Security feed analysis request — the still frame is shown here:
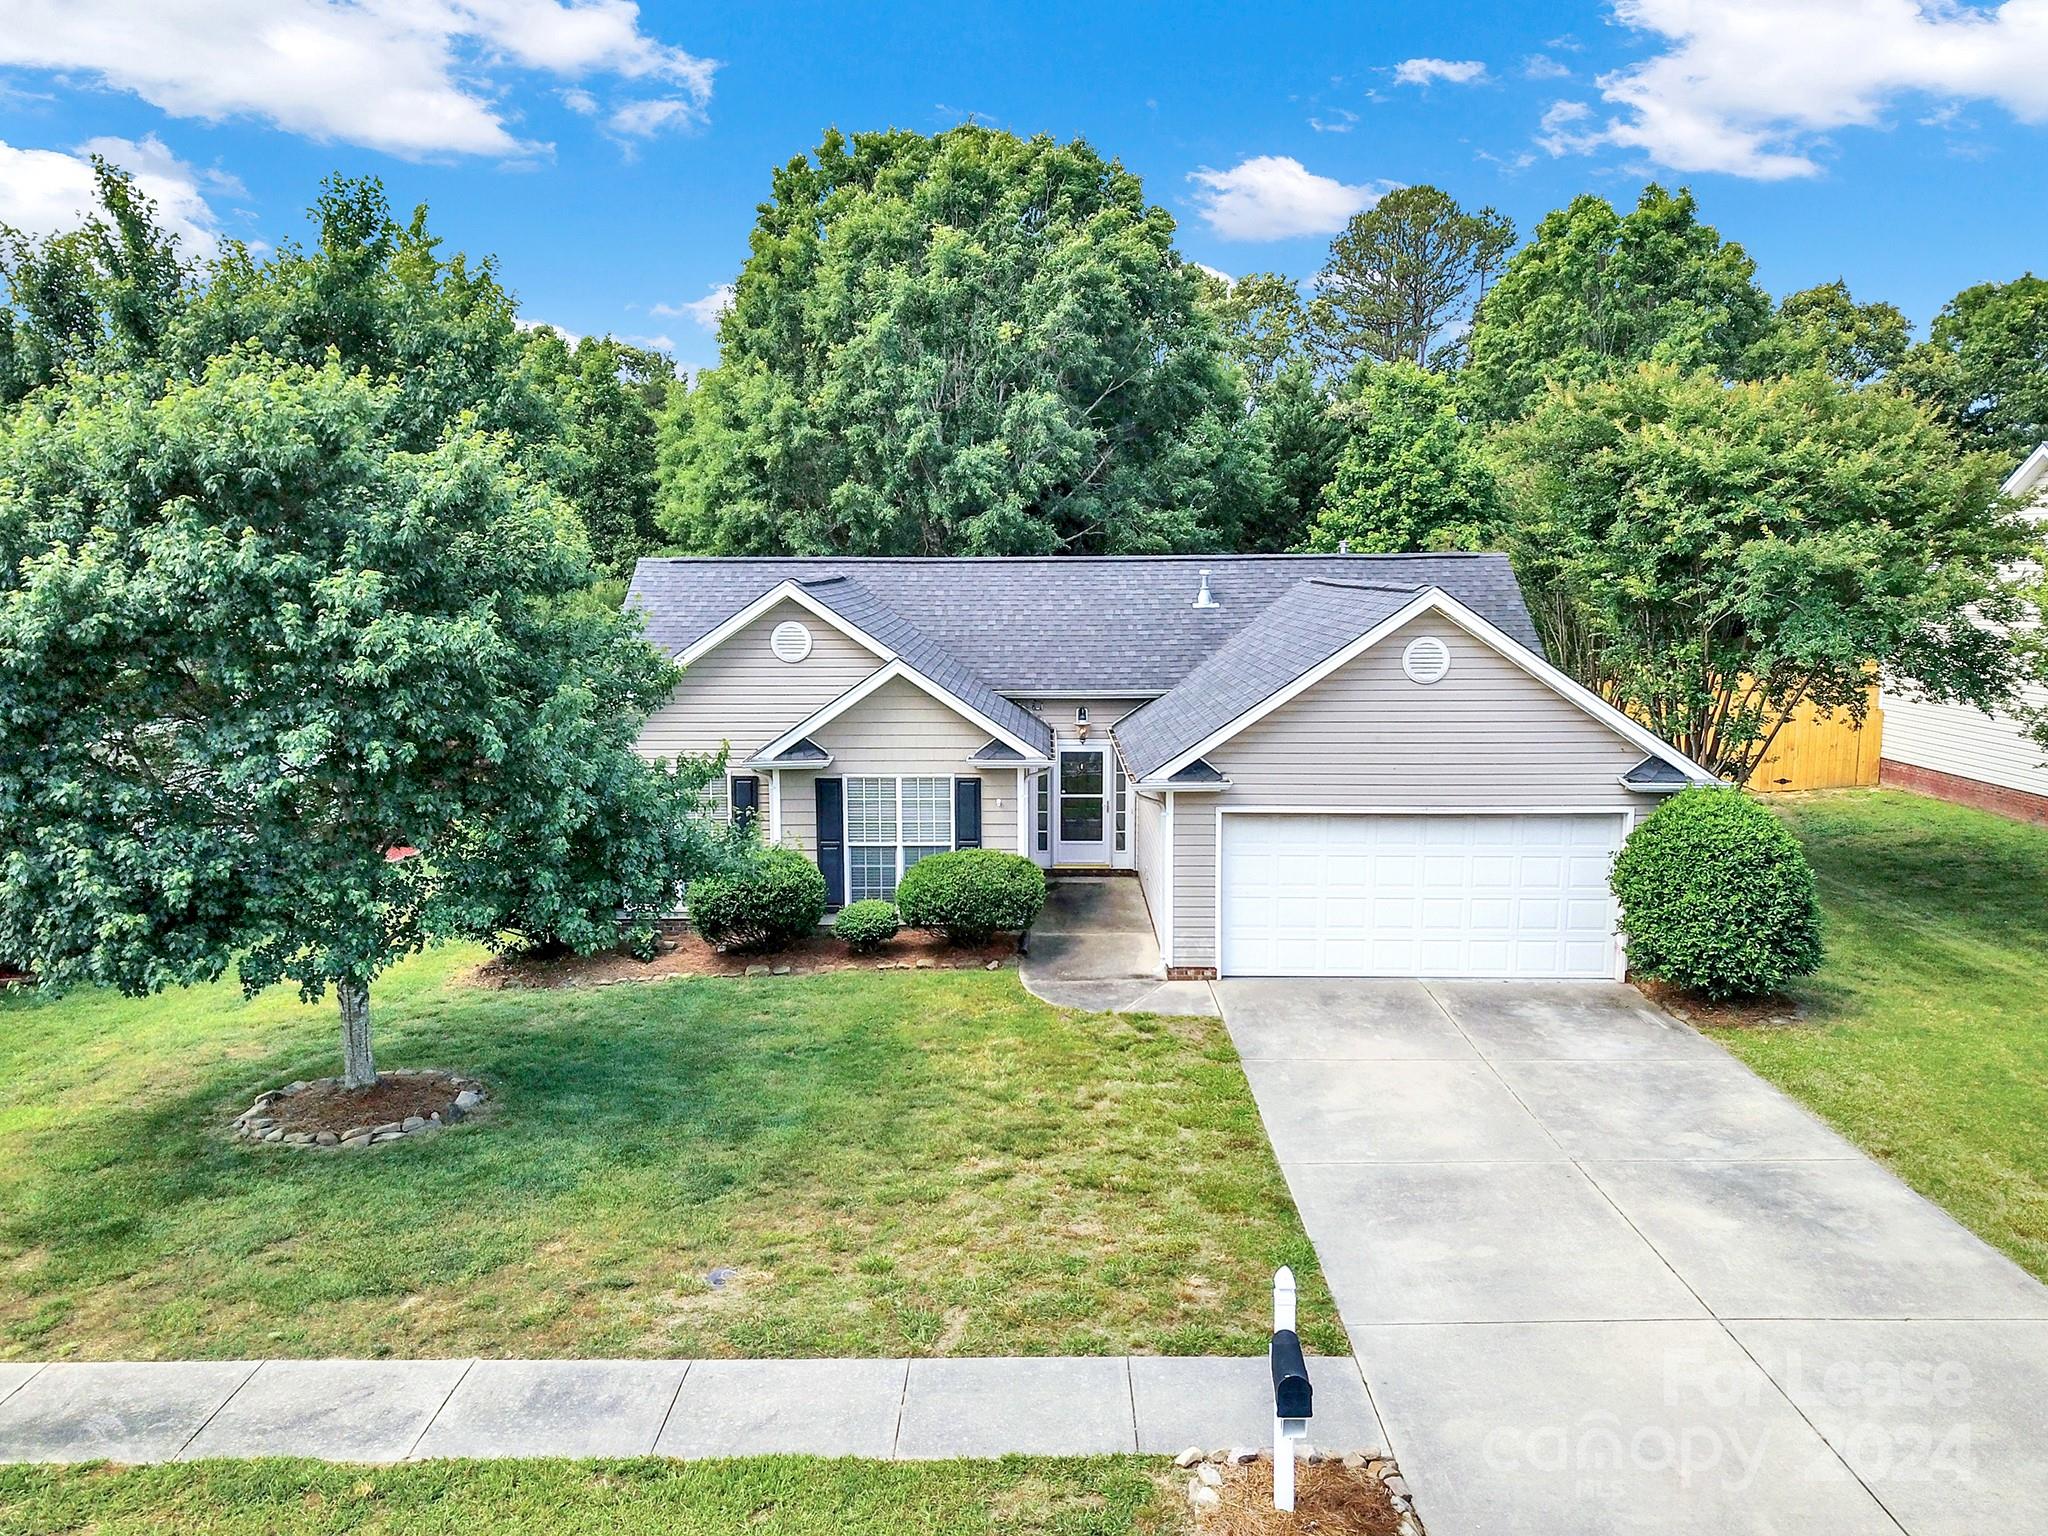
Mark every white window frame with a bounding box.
[846,775,954,903]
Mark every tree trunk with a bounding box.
[338,976,377,1090]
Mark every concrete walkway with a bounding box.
[1216,978,2048,1536]
[1020,877,1218,1016]
[0,1354,1385,1465]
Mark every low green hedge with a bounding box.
[1610,787,1822,999]
[833,899,901,953]
[688,844,828,952]
[895,849,1047,943]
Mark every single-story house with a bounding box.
[1879,442,2048,824]
[625,553,1717,980]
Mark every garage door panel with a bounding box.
[1220,813,1622,979]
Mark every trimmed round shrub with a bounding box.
[895,849,1047,943]
[834,899,900,954]
[687,845,828,951]
[1610,787,1822,999]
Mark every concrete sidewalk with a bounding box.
[1019,878,1218,1016]
[0,1354,1385,1465]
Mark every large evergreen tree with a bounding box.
[659,125,1258,556]
[1307,185,1513,374]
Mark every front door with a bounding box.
[1053,743,1112,866]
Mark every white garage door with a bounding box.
[1219,813,1625,979]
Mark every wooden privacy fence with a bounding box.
[1742,684,1884,792]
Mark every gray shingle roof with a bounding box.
[790,575,1054,757]
[1621,755,1691,790]
[759,737,831,765]
[626,553,1540,696]
[1166,758,1228,785]
[1114,579,1422,779]
[968,739,1026,763]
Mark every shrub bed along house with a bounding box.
[833,899,900,953]
[1610,786,1823,999]
[686,845,829,951]
[896,850,1047,942]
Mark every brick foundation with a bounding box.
[1879,758,2048,827]
[1166,965,1219,981]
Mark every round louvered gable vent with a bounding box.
[770,620,813,663]
[1402,635,1451,685]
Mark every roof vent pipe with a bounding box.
[1193,568,1220,609]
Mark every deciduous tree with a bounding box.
[1300,364,1499,554]
[1489,364,2032,782]
[0,351,720,1088]
[659,125,1256,556]
[1462,186,1772,425]
[1893,274,2048,464]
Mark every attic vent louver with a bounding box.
[1193,568,1220,609]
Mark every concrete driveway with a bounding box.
[1217,978,2048,1536]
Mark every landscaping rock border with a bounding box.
[1173,1445,1423,1531]
[230,1069,487,1150]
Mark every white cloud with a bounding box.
[651,283,734,328]
[1194,262,1235,285]
[1523,53,1572,81]
[1187,156,1393,240]
[0,133,228,253]
[560,86,599,115]
[620,331,675,353]
[1550,0,2048,181]
[1309,108,1359,133]
[0,0,716,160]
[606,97,699,139]
[1535,99,1599,157]
[1393,58,1489,87]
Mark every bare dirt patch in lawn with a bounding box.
[474,930,1017,989]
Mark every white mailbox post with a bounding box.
[1270,1265,1312,1511]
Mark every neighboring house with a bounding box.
[625,554,1715,981]
[1879,443,2048,825]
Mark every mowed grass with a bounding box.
[1707,790,2048,1280]
[0,954,1338,1360]
[0,1457,1188,1536]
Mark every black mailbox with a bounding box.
[1269,1327,1312,1419]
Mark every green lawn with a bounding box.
[1709,790,2048,1280]
[0,1457,1186,1535]
[0,954,1339,1361]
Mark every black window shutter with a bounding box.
[815,777,845,906]
[730,775,761,829]
[953,777,982,849]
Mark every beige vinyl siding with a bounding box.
[633,599,880,761]
[785,676,1022,858]
[1131,788,1167,949]
[1169,617,1650,967]
[1170,795,1216,967]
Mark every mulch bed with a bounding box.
[1636,977,1805,1029]
[260,1072,471,1137]
[1191,1458,1409,1534]
[474,930,1018,990]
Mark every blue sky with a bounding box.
[3,1,2044,375]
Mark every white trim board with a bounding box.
[1150,587,1719,788]
[755,659,1052,767]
